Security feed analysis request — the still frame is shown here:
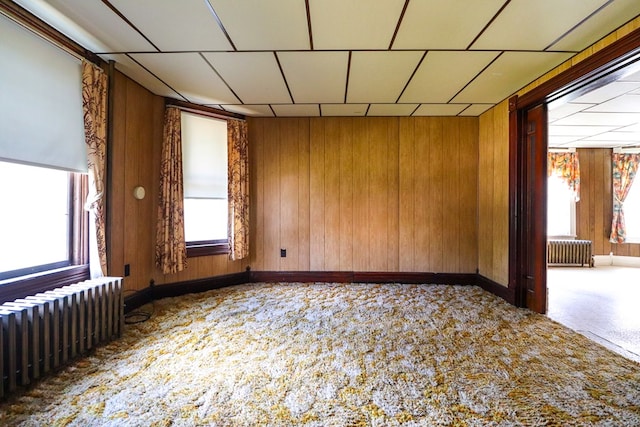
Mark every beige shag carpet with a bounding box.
[1,283,640,426]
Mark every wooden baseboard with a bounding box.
[125,270,513,313]
[475,274,515,305]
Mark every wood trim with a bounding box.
[476,274,515,305]
[165,99,245,121]
[508,95,521,304]
[0,0,102,65]
[186,241,230,258]
[517,27,640,109]
[124,270,518,313]
[0,265,90,305]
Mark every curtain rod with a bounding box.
[165,98,246,121]
[548,147,576,153]
[613,146,640,153]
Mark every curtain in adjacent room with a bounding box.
[156,107,187,274]
[610,153,640,243]
[547,151,580,201]
[227,119,249,261]
[82,60,108,277]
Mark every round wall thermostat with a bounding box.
[133,186,146,200]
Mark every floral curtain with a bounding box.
[155,107,187,274]
[227,119,249,261]
[81,60,108,277]
[609,153,640,243]
[547,151,580,201]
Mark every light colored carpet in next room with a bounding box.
[1,282,640,426]
[547,266,640,363]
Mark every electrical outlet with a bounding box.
[124,264,130,277]
[280,249,286,258]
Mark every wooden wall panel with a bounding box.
[576,148,640,257]
[478,100,510,286]
[249,116,479,274]
[110,71,246,293]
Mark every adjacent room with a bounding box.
[1,0,640,424]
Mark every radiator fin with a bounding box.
[0,277,123,398]
[547,240,593,267]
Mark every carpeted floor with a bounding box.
[1,283,639,426]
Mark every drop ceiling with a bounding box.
[10,0,640,119]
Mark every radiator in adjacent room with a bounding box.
[547,240,593,267]
[0,277,123,399]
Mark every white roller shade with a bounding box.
[181,112,228,199]
[0,14,86,173]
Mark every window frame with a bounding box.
[0,166,90,302]
[180,111,230,257]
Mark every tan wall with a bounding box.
[478,100,510,285]
[576,148,640,257]
[109,71,246,292]
[249,117,478,273]
[477,17,640,287]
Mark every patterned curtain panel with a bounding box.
[155,107,187,274]
[227,119,249,261]
[81,61,108,277]
[547,152,580,201]
[609,153,640,243]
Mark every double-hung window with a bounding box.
[181,112,229,256]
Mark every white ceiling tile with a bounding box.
[321,104,368,117]
[130,53,239,105]
[393,0,505,49]
[310,0,405,49]
[108,0,231,51]
[548,125,619,136]
[459,104,494,116]
[549,135,584,146]
[272,104,320,117]
[400,51,499,103]
[413,104,469,116]
[554,112,640,127]
[347,51,424,103]
[367,104,418,116]
[471,0,607,50]
[23,0,156,52]
[620,68,640,82]
[278,52,348,104]
[548,102,594,121]
[452,52,573,104]
[208,0,309,50]
[220,105,274,117]
[548,0,640,51]
[571,82,640,103]
[583,131,640,142]
[586,94,640,113]
[110,54,182,99]
[202,53,290,104]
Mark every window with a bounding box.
[547,175,576,238]
[0,161,77,280]
[181,112,229,256]
[624,179,640,243]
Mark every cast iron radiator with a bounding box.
[0,277,123,398]
[547,240,593,267]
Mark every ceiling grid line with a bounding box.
[305,0,313,50]
[199,52,243,104]
[125,53,188,102]
[544,0,616,51]
[204,0,237,51]
[388,0,411,50]
[101,0,160,52]
[344,51,352,103]
[273,52,296,104]
[466,0,511,51]
[395,51,428,103]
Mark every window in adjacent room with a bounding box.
[624,179,640,243]
[181,112,229,256]
[547,174,576,238]
[0,161,82,280]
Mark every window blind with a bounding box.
[0,13,87,173]
[181,112,228,199]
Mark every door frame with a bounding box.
[509,27,640,312]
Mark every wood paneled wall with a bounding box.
[477,100,510,286]
[109,71,246,292]
[576,148,640,257]
[249,116,478,273]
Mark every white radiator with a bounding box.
[0,277,123,398]
[547,240,593,267]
